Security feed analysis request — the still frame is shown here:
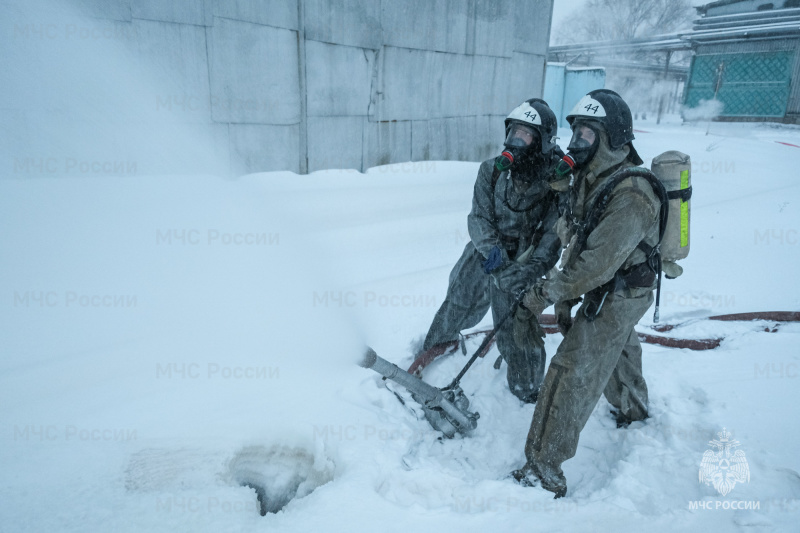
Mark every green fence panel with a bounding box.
[685,51,793,117]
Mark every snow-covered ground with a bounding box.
[2,118,800,532]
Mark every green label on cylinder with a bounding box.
[680,169,689,247]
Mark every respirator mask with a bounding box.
[495,123,541,173]
[554,122,600,177]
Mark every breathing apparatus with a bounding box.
[495,123,542,173]
[495,99,558,174]
[555,89,643,178]
[553,122,600,177]
[554,89,693,322]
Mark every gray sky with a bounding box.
[550,0,709,44]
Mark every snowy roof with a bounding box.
[690,6,800,40]
[696,0,757,16]
[694,6,800,28]
[548,7,800,56]
[548,35,690,54]
[566,66,606,71]
[697,0,800,17]
[688,16,800,41]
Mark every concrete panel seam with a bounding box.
[304,36,380,51]
[368,46,383,119]
[309,114,370,118]
[211,14,297,32]
[130,17,208,29]
[203,25,215,126]
[360,113,365,172]
[383,44,511,61]
[371,115,496,122]
[298,0,308,173]
[543,0,554,54]
[466,0,476,55]
[513,51,548,59]
[225,122,233,176]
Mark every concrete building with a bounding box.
[5,0,556,177]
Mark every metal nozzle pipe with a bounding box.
[359,347,477,432]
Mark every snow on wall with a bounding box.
[6,0,553,176]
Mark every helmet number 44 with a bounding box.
[584,104,600,114]
[524,111,537,121]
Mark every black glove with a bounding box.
[554,297,581,336]
[513,305,545,350]
[493,262,544,295]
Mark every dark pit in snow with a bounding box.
[228,445,334,516]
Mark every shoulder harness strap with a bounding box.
[577,167,669,322]
[491,166,505,190]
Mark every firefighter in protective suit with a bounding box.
[420,99,566,403]
[511,90,660,497]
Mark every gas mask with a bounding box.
[568,123,600,167]
[554,122,600,177]
[495,123,541,173]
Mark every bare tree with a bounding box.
[553,0,695,44]
[550,0,697,120]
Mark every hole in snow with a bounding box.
[227,445,333,516]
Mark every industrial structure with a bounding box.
[685,0,800,122]
[547,0,800,124]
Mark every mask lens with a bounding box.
[568,124,597,151]
[505,124,538,148]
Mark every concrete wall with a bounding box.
[62,0,554,175]
[543,63,606,126]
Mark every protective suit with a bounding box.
[421,100,566,402]
[514,90,661,497]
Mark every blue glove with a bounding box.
[482,245,505,274]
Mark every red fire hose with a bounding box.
[408,311,800,375]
